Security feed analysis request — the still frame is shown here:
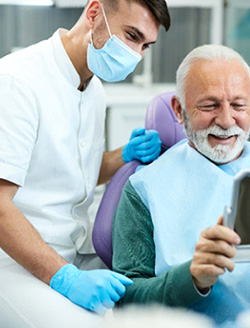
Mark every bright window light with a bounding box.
[0,0,53,5]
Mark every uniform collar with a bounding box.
[51,29,81,90]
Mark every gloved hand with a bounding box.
[50,264,133,314]
[122,127,161,163]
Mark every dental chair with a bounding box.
[92,91,186,269]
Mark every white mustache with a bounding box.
[205,125,243,138]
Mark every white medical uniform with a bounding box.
[0,30,107,327]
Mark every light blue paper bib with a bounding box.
[130,140,250,325]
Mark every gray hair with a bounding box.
[175,44,250,108]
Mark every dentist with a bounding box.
[0,0,170,326]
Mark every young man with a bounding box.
[112,44,250,326]
[0,0,170,325]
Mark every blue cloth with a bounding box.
[130,139,250,325]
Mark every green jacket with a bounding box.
[112,180,207,307]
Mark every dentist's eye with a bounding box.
[142,44,150,51]
[127,32,137,41]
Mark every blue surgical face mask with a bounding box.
[87,7,142,82]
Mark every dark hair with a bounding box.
[135,0,170,31]
[103,0,171,31]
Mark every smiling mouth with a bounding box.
[209,134,237,143]
[212,134,234,139]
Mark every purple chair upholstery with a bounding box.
[92,91,186,269]
[145,91,186,152]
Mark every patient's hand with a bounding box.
[190,216,241,292]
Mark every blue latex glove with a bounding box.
[122,127,161,163]
[50,264,133,314]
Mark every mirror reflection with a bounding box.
[234,176,250,245]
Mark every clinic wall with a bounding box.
[0,5,210,84]
[0,5,82,56]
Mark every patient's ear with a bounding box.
[171,96,183,124]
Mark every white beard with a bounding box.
[182,110,249,164]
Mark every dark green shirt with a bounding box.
[112,180,207,307]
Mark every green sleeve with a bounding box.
[112,180,206,307]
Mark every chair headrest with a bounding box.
[145,91,186,152]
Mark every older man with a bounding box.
[112,44,250,326]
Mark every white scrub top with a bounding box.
[0,29,106,262]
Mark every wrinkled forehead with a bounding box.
[185,59,250,102]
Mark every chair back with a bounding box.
[92,91,186,268]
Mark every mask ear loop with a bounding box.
[89,6,112,46]
[101,6,112,38]
[89,29,94,45]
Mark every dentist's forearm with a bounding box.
[0,181,67,284]
[97,147,124,185]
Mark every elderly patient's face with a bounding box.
[183,59,250,164]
